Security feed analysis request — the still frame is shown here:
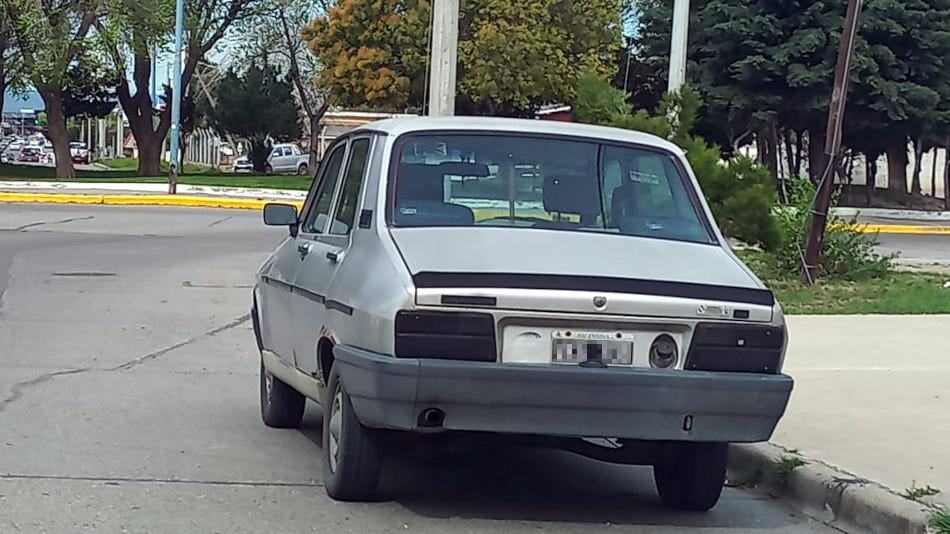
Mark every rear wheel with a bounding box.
[653,442,728,511]
[322,366,382,501]
[259,360,305,428]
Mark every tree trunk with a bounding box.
[132,121,162,176]
[756,128,780,187]
[783,129,795,180]
[931,148,938,197]
[114,50,174,176]
[807,126,828,184]
[36,85,75,179]
[794,131,804,178]
[866,157,875,206]
[886,141,909,193]
[306,100,330,169]
[308,115,320,169]
[944,139,950,211]
[911,138,923,195]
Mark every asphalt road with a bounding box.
[0,204,840,533]
[877,232,950,265]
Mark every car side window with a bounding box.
[302,143,348,234]
[330,138,371,235]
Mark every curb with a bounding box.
[728,443,936,534]
[0,192,304,210]
[0,181,308,200]
[835,207,950,222]
[857,224,950,235]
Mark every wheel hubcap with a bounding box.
[328,387,343,474]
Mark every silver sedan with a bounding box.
[252,117,793,511]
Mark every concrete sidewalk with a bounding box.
[778,315,950,508]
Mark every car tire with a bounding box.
[653,442,728,511]
[264,164,273,174]
[323,365,382,501]
[259,359,305,428]
[297,164,308,175]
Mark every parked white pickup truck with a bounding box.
[266,143,310,175]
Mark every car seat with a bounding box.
[395,163,475,226]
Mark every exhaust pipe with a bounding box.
[418,408,445,428]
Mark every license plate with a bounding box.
[552,330,634,365]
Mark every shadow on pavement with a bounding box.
[296,406,807,529]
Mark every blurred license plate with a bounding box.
[552,331,634,365]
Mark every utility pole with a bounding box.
[667,0,690,92]
[802,0,864,284]
[168,0,185,194]
[150,44,158,106]
[427,0,459,116]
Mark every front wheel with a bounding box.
[264,164,273,174]
[322,366,382,501]
[297,164,308,175]
[653,442,728,511]
[259,360,305,428]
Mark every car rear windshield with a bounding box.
[390,133,715,244]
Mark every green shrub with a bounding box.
[573,73,779,250]
[771,178,894,280]
[684,138,779,250]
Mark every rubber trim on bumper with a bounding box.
[332,345,793,443]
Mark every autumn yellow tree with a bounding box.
[301,0,622,114]
[301,0,431,111]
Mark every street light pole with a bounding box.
[168,0,185,193]
[667,0,690,93]
[427,0,459,116]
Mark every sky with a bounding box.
[3,91,46,113]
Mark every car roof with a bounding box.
[350,116,682,153]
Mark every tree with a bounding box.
[301,0,431,112]
[301,0,622,115]
[62,56,118,121]
[573,73,779,250]
[631,0,950,200]
[207,63,301,171]
[99,0,261,176]
[238,0,330,168]
[457,0,621,114]
[1,9,27,121]
[2,0,99,178]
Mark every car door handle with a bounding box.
[326,251,340,263]
[297,242,312,255]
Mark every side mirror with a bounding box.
[263,203,299,236]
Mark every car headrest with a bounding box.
[542,174,603,218]
[398,163,444,202]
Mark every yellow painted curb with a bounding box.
[848,224,950,235]
[0,192,304,211]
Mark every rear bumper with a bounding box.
[333,345,793,443]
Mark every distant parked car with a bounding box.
[18,146,42,163]
[233,156,253,173]
[70,142,90,164]
[265,143,310,175]
[3,142,23,161]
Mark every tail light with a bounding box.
[395,310,496,362]
[685,323,785,374]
